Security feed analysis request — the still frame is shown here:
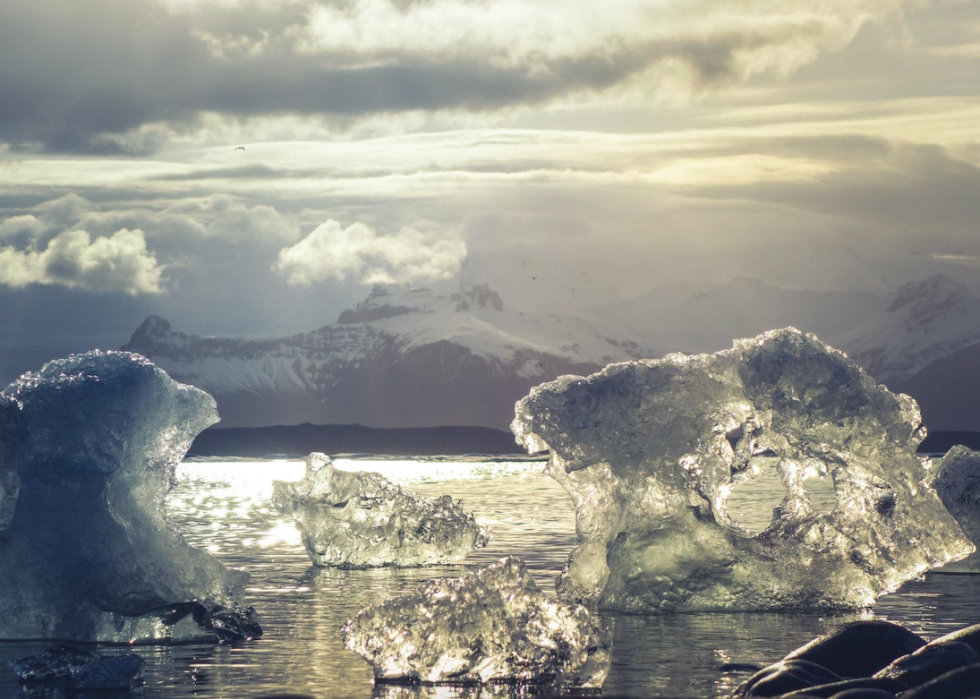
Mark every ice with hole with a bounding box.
[934,445,980,572]
[0,351,258,642]
[272,452,490,568]
[342,556,610,687]
[512,328,972,613]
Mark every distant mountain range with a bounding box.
[595,276,887,354]
[123,284,664,430]
[123,274,980,432]
[848,275,980,431]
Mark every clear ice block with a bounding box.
[934,445,980,572]
[512,328,972,612]
[343,556,610,687]
[272,452,489,568]
[0,351,257,641]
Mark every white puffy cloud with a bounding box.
[275,220,467,285]
[0,228,165,295]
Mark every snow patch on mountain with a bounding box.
[836,274,980,382]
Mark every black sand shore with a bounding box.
[188,423,527,458]
[188,424,980,459]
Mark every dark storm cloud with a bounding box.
[0,0,844,153]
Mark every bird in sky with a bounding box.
[235,146,245,151]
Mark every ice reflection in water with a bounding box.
[1,458,979,699]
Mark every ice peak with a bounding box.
[336,283,505,324]
[131,315,173,341]
[887,274,971,316]
[122,316,184,357]
[336,284,433,324]
[450,283,504,313]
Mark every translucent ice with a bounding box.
[512,328,972,612]
[342,556,610,687]
[0,351,258,641]
[272,452,489,568]
[934,445,980,572]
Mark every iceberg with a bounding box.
[272,452,489,568]
[342,556,610,687]
[933,445,980,572]
[0,351,259,642]
[512,328,972,612]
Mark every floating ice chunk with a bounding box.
[8,645,145,692]
[512,328,972,612]
[933,445,980,572]
[272,452,489,568]
[342,556,610,687]
[92,602,263,644]
[0,351,258,641]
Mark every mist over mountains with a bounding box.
[119,273,980,433]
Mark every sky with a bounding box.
[1,0,980,380]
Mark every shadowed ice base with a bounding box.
[1,458,978,699]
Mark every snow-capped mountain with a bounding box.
[834,274,980,382]
[121,274,980,433]
[122,284,667,430]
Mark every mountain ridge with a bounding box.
[123,283,664,430]
[122,274,980,432]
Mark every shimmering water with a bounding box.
[2,458,979,699]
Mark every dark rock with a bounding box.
[923,623,980,655]
[7,645,145,691]
[732,659,842,697]
[782,621,925,678]
[207,605,264,642]
[898,663,980,698]
[873,640,980,687]
[826,690,896,699]
[779,677,905,697]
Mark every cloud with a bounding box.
[933,252,980,268]
[0,0,920,152]
[0,216,45,247]
[35,194,98,228]
[0,228,165,295]
[275,220,467,285]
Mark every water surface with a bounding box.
[1,458,978,699]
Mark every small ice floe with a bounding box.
[0,351,260,642]
[513,328,972,612]
[933,445,980,571]
[342,556,610,688]
[272,452,489,568]
[8,645,145,692]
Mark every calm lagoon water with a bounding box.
[2,457,979,699]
